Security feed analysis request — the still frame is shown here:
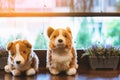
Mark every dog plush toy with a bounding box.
[46,26,78,75]
[4,40,39,76]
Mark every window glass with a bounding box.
[0,17,120,50]
[0,0,120,12]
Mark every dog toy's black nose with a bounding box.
[16,61,21,64]
[58,39,63,43]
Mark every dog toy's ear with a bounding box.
[23,40,32,48]
[47,27,54,38]
[6,42,13,51]
[66,27,72,37]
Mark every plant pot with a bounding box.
[0,57,7,69]
[89,56,119,70]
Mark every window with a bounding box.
[108,0,116,6]
[1,17,120,50]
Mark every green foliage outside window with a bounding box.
[75,18,93,49]
[106,20,120,46]
[33,33,47,49]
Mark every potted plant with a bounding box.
[0,45,8,69]
[82,43,120,70]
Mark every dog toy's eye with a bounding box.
[11,53,14,56]
[23,51,26,54]
[64,35,67,38]
[54,35,56,38]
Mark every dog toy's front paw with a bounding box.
[26,68,36,76]
[4,65,11,73]
[11,70,21,76]
[66,68,77,75]
[50,68,59,75]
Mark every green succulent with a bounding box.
[0,46,8,57]
[82,43,120,58]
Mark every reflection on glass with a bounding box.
[0,0,120,12]
[0,17,120,49]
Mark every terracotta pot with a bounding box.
[89,56,119,70]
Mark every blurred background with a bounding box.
[0,0,120,50]
[0,0,120,12]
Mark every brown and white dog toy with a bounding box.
[4,40,39,76]
[46,26,78,75]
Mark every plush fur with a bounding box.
[46,26,78,75]
[4,40,39,76]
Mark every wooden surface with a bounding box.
[1,68,120,80]
[0,50,120,80]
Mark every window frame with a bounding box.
[0,12,120,17]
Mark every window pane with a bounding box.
[0,0,120,12]
[0,17,120,50]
